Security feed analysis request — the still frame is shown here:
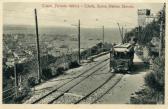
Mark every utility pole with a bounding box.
[125,25,127,38]
[159,14,163,58]
[102,26,104,51]
[78,19,81,64]
[159,3,165,58]
[14,60,18,97]
[138,26,140,43]
[102,26,104,44]
[34,8,41,83]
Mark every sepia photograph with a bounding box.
[2,2,166,104]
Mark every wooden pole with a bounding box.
[34,8,41,83]
[78,19,81,64]
[159,4,165,58]
[109,50,111,71]
[14,61,18,97]
[102,26,104,51]
[102,26,104,44]
[138,26,140,43]
[159,19,163,58]
[122,26,124,43]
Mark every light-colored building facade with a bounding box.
[137,9,158,27]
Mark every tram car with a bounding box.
[110,43,134,72]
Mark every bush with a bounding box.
[141,56,165,104]
[130,56,165,104]
[28,77,36,87]
[130,88,158,104]
[41,68,53,80]
[145,57,164,92]
[56,67,65,76]
[14,88,30,103]
[69,61,80,69]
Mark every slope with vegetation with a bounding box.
[124,5,165,104]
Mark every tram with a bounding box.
[110,43,134,72]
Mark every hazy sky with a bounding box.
[3,2,164,28]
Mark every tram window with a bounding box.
[115,52,129,59]
[112,52,132,59]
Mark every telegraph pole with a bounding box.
[14,60,18,97]
[159,3,165,58]
[102,26,104,44]
[102,26,104,51]
[78,19,81,64]
[34,8,41,83]
[159,15,163,58]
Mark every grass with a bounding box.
[130,87,164,104]
[130,56,164,104]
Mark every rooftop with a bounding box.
[114,43,133,52]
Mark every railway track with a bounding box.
[48,63,108,104]
[50,72,124,104]
[91,74,124,104]
[31,57,109,104]
[74,74,124,104]
[73,73,116,104]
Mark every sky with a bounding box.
[3,2,164,28]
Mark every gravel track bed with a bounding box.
[57,65,108,92]
[37,92,62,104]
[78,74,123,104]
[52,94,82,104]
[24,56,109,104]
[47,64,108,104]
[24,88,55,104]
[28,61,108,104]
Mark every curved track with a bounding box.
[74,74,124,104]
[32,58,109,104]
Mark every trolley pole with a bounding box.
[117,23,124,44]
[78,19,81,64]
[122,26,124,43]
[102,26,104,44]
[34,8,41,83]
[102,26,104,51]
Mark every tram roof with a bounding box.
[113,43,133,52]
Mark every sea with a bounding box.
[3,25,130,52]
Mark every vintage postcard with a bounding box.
[0,0,167,109]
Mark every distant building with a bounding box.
[137,9,158,27]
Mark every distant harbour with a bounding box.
[3,25,131,51]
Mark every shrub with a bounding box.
[130,56,165,104]
[145,57,164,92]
[69,61,80,69]
[56,67,65,76]
[14,88,30,103]
[41,68,52,80]
[28,77,36,87]
[130,88,158,104]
